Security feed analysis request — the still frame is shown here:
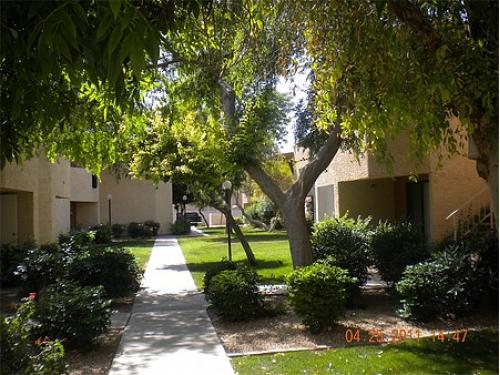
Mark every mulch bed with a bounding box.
[209,289,498,355]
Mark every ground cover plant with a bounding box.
[178,227,291,289]
[231,329,499,375]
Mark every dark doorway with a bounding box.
[406,180,430,245]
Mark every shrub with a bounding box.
[396,244,482,321]
[58,230,94,250]
[127,222,152,238]
[1,301,67,375]
[202,259,237,294]
[89,224,112,244]
[0,242,32,286]
[68,247,141,298]
[17,244,67,293]
[111,224,126,238]
[206,267,264,321]
[144,220,160,236]
[371,221,429,285]
[170,218,191,235]
[246,201,276,225]
[34,282,111,348]
[311,214,371,294]
[286,262,355,333]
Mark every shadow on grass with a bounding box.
[203,233,288,243]
[381,329,499,374]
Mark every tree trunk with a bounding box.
[228,214,257,266]
[212,204,257,266]
[282,202,314,267]
[198,209,210,228]
[236,203,269,230]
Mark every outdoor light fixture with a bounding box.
[222,180,232,261]
[222,180,232,191]
[182,195,188,218]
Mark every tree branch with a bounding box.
[245,163,287,208]
[219,79,236,132]
[387,0,441,55]
[289,126,342,199]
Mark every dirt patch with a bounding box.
[209,290,498,354]
[67,328,123,375]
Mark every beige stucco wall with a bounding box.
[17,191,34,244]
[338,178,396,223]
[99,172,173,234]
[74,202,100,228]
[428,151,488,243]
[70,167,99,202]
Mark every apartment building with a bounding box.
[0,155,173,245]
[295,131,494,245]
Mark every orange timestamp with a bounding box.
[344,328,469,344]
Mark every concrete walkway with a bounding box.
[109,237,235,375]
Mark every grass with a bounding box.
[178,227,292,289]
[232,329,499,375]
[115,239,155,271]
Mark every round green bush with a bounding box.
[311,215,371,293]
[89,224,112,244]
[286,262,355,333]
[1,302,67,375]
[127,222,152,238]
[111,224,126,238]
[68,247,142,298]
[206,267,264,321]
[247,201,277,225]
[203,259,237,294]
[34,282,111,348]
[144,220,160,236]
[371,221,429,285]
[17,243,67,293]
[170,218,191,235]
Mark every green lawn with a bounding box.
[178,227,292,289]
[232,329,499,375]
[116,240,155,271]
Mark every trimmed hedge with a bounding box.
[311,214,371,295]
[286,262,355,333]
[35,282,111,348]
[206,267,265,321]
[371,221,429,285]
[68,247,141,298]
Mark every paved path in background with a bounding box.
[109,236,235,375]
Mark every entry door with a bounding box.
[406,181,430,245]
[1,194,18,244]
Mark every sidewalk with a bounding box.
[109,236,235,375]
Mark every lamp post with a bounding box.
[182,195,188,218]
[107,194,112,225]
[222,180,232,261]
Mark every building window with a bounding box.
[92,175,98,189]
